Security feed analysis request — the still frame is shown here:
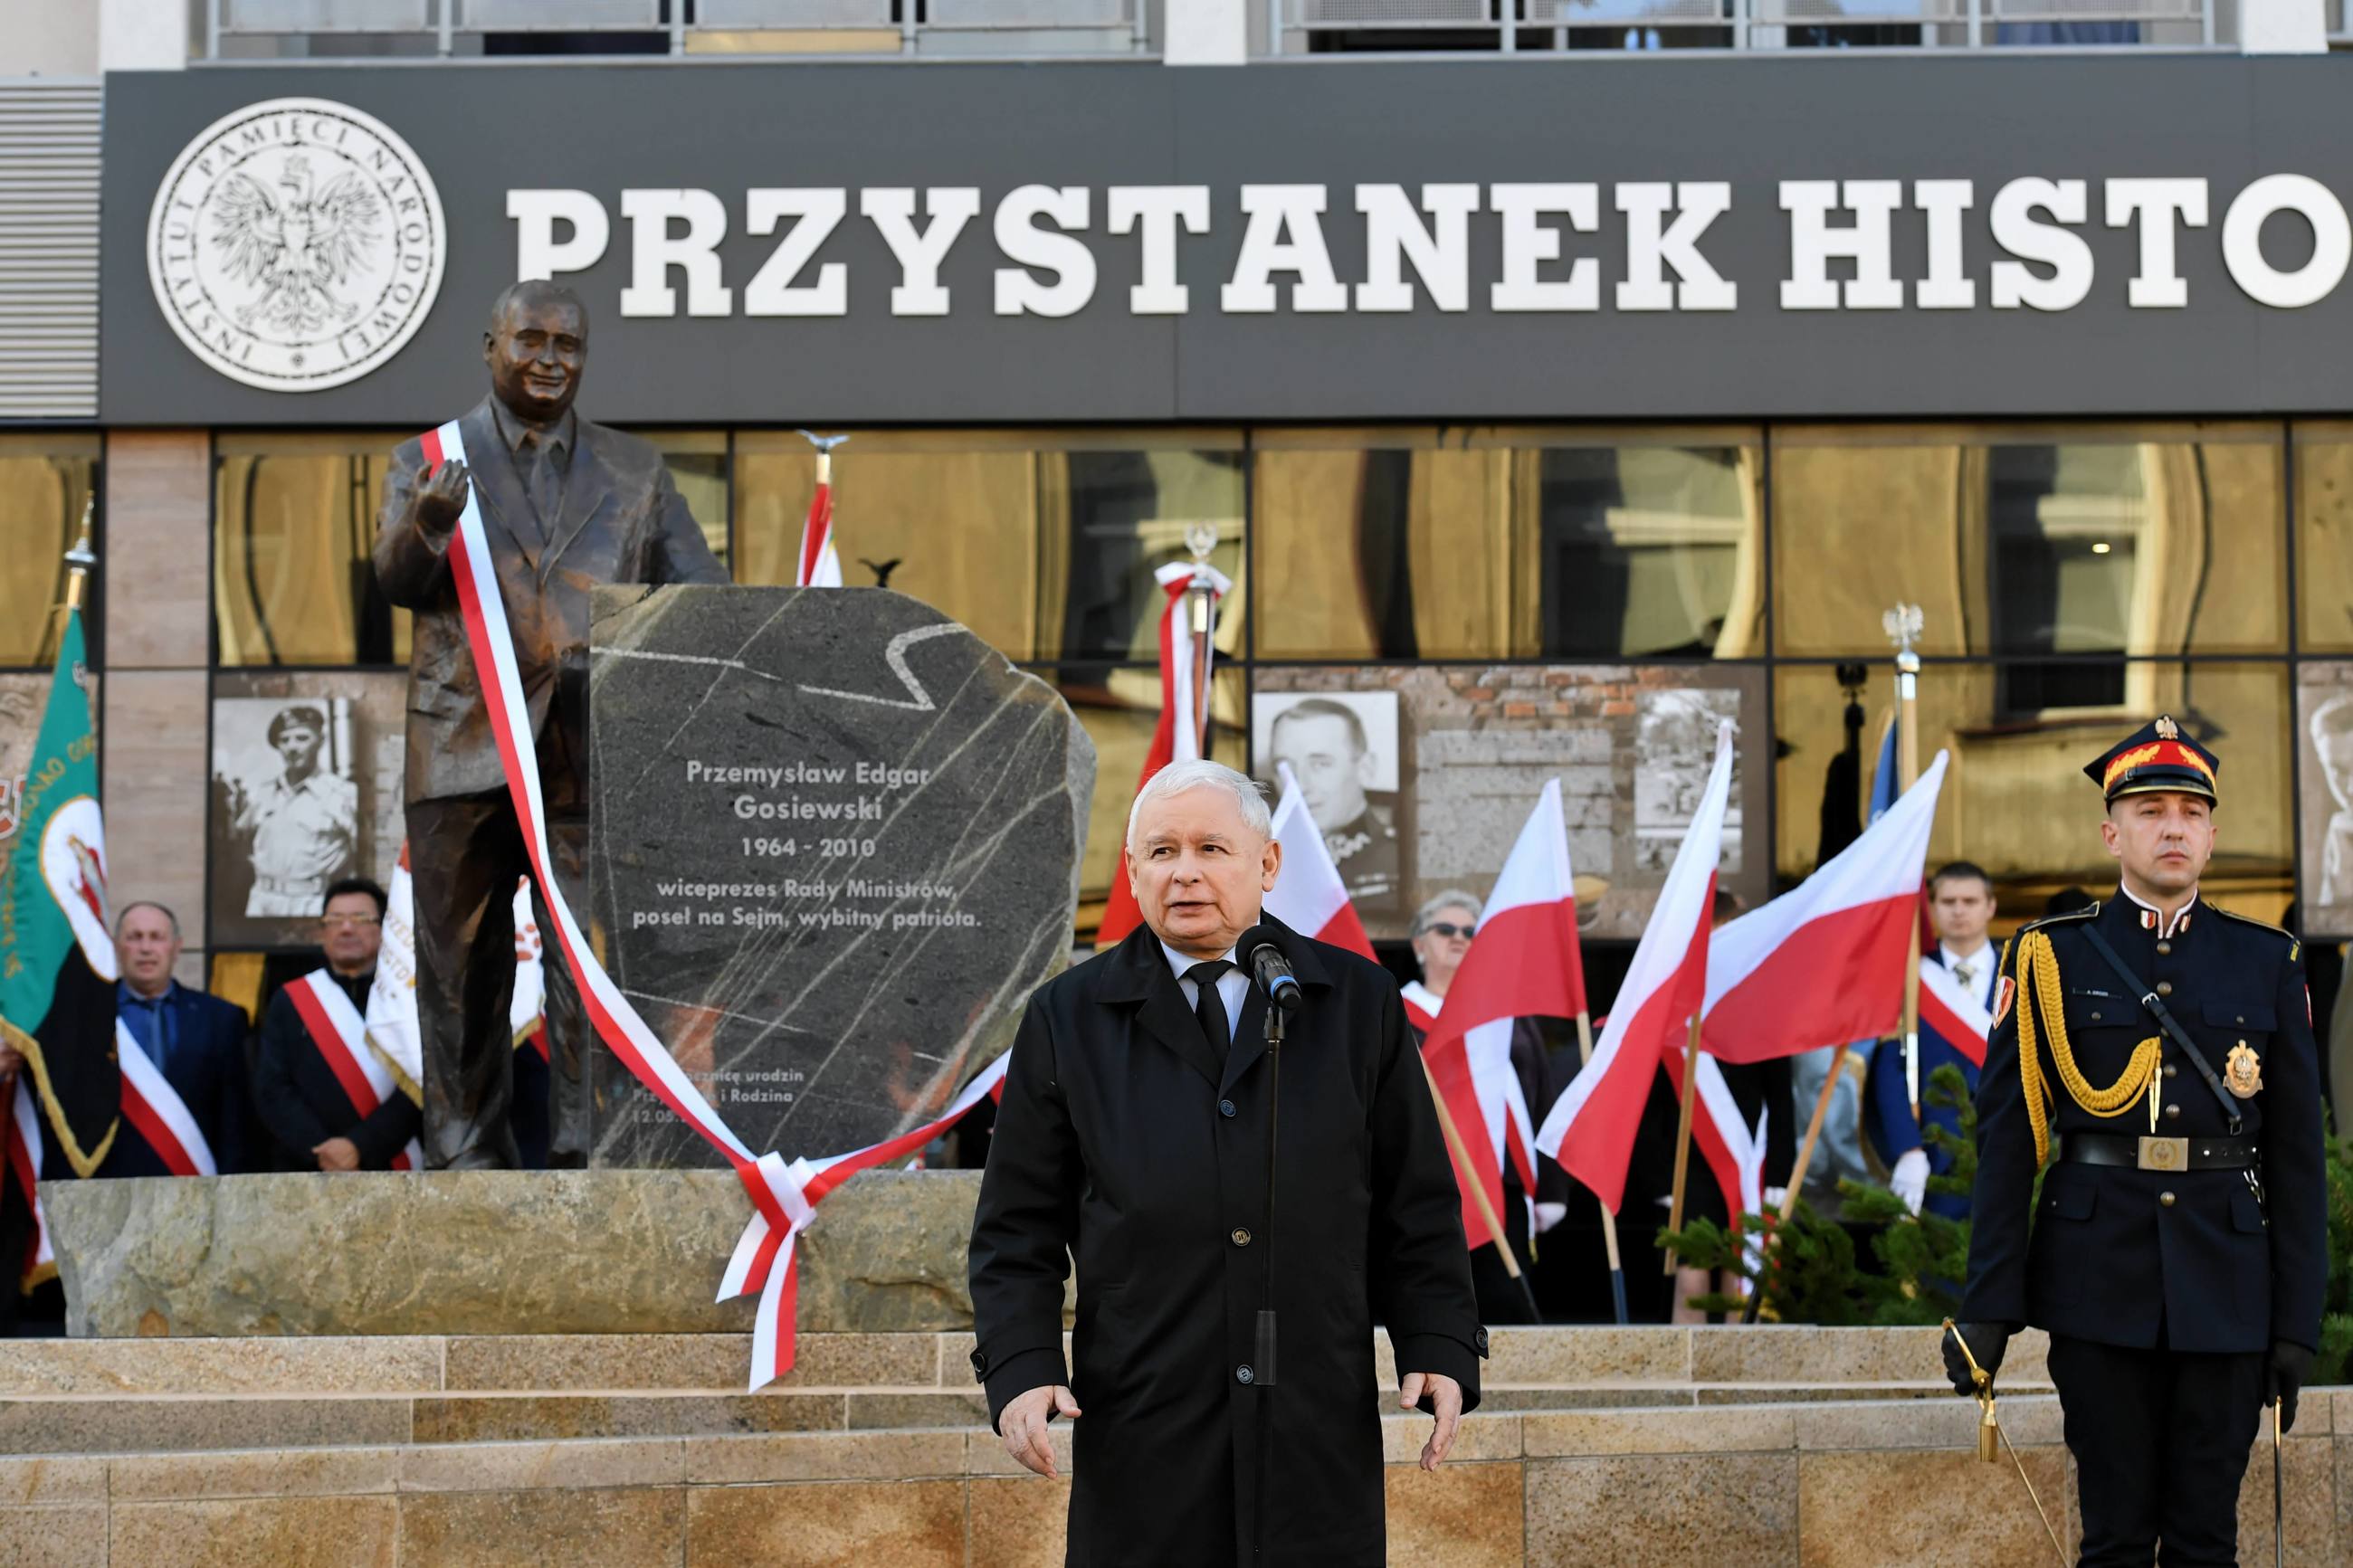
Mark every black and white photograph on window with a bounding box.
[1251,690,1404,917]
[209,673,405,947]
[2299,663,2353,940]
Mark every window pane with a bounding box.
[735,431,1243,667]
[215,432,412,668]
[1511,432,1765,659]
[2293,423,2353,652]
[1254,427,1762,662]
[1775,660,2291,922]
[1047,663,1246,938]
[627,430,731,572]
[1254,430,1509,660]
[0,435,98,668]
[1772,425,2287,663]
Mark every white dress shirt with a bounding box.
[1938,940,1997,1006]
[1161,940,1250,1039]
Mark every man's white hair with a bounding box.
[1125,759,1272,849]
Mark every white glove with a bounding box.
[1761,1186,1787,1214]
[1891,1149,1929,1216]
[1533,1202,1567,1234]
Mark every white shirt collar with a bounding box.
[1938,940,1992,974]
[1160,940,1238,982]
[2118,879,2199,940]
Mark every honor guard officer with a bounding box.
[1946,718,2325,1567]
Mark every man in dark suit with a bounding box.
[1948,717,2324,1565]
[105,902,252,1176]
[969,759,1485,1566]
[251,877,419,1173]
[373,280,726,1169]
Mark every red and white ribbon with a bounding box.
[424,418,1005,1391]
[289,970,424,1171]
[5,1079,50,1283]
[117,1019,214,1178]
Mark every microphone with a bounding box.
[1239,926,1303,1014]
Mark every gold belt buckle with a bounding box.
[2137,1136,2189,1171]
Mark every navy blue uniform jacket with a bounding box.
[967,917,1486,1567]
[1961,897,2325,1353]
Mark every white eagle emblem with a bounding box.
[148,98,445,392]
[210,156,384,337]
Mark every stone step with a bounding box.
[0,1323,2043,1398]
[0,1325,2065,1454]
[0,1397,2341,1567]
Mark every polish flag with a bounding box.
[1265,763,1374,960]
[1094,561,1229,948]
[1422,778,1590,1248]
[1916,954,1992,1069]
[1660,1037,1764,1234]
[1699,753,1948,1065]
[795,442,843,588]
[1538,722,1734,1215]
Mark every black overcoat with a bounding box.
[968,917,1486,1566]
[1962,895,2326,1353]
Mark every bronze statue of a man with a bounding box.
[374,281,727,1168]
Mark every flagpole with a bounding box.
[38,498,95,669]
[1885,605,1925,1119]
[1661,1011,1703,1278]
[1575,1009,1629,1325]
[1183,523,1216,755]
[1418,1054,1541,1323]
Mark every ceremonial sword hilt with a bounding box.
[1941,1318,2002,1465]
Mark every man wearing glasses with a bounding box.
[252,878,421,1172]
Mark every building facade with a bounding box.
[3,6,2351,1063]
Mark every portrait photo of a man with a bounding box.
[213,698,360,933]
[1253,691,1403,914]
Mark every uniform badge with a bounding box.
[2155,715,2180,739]
[1993,975,2015,1028]
[2224,1043,2263,1098]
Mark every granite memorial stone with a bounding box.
[587,584,1092,1167]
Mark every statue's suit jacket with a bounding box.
[373,396,727,808]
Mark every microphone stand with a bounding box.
[1251,995,1284,1562]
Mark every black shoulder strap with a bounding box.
[2077,923,2243,1134]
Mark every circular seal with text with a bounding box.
[146,98,445,394]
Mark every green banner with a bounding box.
[0,607,119,1177]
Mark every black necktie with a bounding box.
[1186,960,1234,1063]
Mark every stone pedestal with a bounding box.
[44,1169,1028,1339]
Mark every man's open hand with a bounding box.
[1397,1371,1462,1471]
[997,1383,1081,1478]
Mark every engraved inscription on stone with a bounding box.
[588,585,1092,1167]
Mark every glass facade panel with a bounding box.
[1253,430,1510,660]
[214,432,411,668]
[1772,424,2288,665]
[2293,423,2353,653]
[0,434,100,668]
[734,431,1243,666]
[1255,428,1762,661]
[1505,430,1765,660]
[1775,659,2291,924]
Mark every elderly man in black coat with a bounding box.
[969,758,1486,1567]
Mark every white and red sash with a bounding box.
[116,1018,214,1178]
[288,970,424,1171]
[423,416,1006,1391]
[5,1079,50,1284]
